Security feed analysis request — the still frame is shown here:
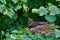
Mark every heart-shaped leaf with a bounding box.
[49,6,60,15]
[39,6,48,16]
[54,29,60,38]
[45,15,56,22]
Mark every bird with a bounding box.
[28,18,54,34]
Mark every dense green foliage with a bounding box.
[0,0,60,40]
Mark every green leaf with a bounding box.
[0,0,6,4]
[54,29,60,38]
[12,0,19,3]
[48,3,53,7]
[29,35,36,40]
[1,31,5,36]
[20,35,32,40]
[4,8,17,19]
[50,24,60,29]
[4,9,15,18]
[56,0,60,1]
[39,6,48,16]
[45,15,56,22]
[0,4,6,13]
[32,9,39,13]
[49,6,60,15]
[23,4,29,12]
[46,38,54,40]
[21,0,27,2]
[35,33,45,40]
[12,30,18,34]
[14,5,22,11]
